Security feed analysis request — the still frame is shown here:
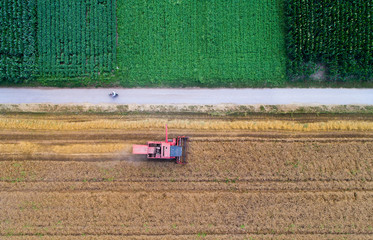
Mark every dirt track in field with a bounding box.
[0,113,372,239]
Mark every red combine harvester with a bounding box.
[132,125,189,164]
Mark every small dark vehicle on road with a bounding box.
[109,91,118,98]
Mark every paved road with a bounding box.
[0,88,372,105]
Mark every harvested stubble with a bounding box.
[0,113,372,238]
[3,236,373,240]
[0,137,372,183]
[0,191,372,236]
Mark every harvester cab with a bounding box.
[132,125,189,164]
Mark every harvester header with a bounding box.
[132,125,189,164]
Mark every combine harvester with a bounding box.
[132,125,189,164]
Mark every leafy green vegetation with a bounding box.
[0,0,37,83]
[37,0,116,77]
[116,0,287,87]
[1,0,372,87]
[284,0,372,82]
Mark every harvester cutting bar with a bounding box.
[176,136,189,164]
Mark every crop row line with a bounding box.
[1,188,372,194]
[0,232,372,237]
[0,179,371,184]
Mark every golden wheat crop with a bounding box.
[0,142,131,155]
[0,142,40,154]
[52,143,131,154]
[0,117,372,131]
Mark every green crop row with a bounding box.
[37,0,116,77]
[0,0,37,83]
[284,0,372,82]
[116,0,287,87]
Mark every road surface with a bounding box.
[0,88,372,105]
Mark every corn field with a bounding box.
[1,0,372,85]
[0,0,37,82]
[117,0,287,87]
[37,0,116,77]
[284,0,372,81]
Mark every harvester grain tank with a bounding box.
[132,125,189,164]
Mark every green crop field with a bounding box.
[1,0,372,86]
[117,0,287,87]
[284,0,372,82]
[0,0,37,82]
[37,0,116,77]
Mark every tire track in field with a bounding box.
[1,180,373,192]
